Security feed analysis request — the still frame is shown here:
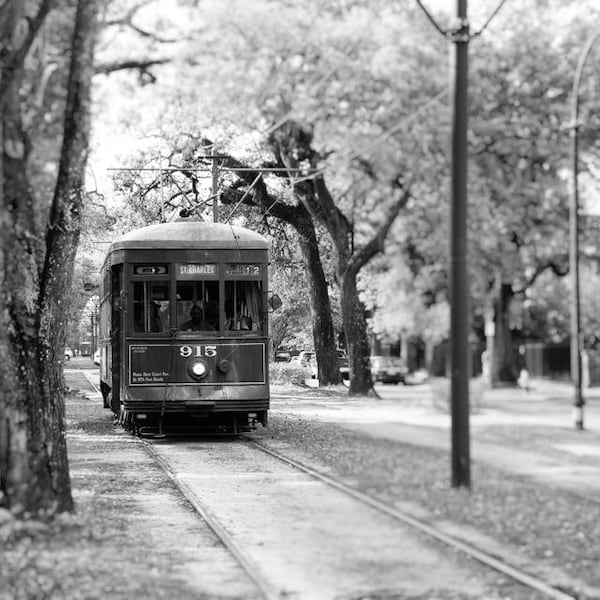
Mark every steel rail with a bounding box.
[246,439,576,600]
[70,368,101,394]
[141,440,283,600]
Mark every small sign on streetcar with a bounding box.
[225,264,262,276]
[134,265,168,275]
[177,263,217,278]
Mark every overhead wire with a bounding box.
[415,0,509,39]
[472,0,509,37]
[223,173,263,223]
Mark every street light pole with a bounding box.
[570,27,600,430]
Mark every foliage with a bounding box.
[520,264,600,348]
[88,1,600,385]
[467,3,600,311]
[361,250,450,348]
[358,1,600,381]
[269,265,313,352]
[269,361,312,386]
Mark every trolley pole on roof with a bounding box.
[450,0,471,488]
[159,157,165,222]
[212,148,219,223]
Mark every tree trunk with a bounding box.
[341,270,373,395]
[267,121,409,394]
[424,339,435,374]
[492,282,519,385]
[220,151,340,386]
[0,0,99,516]
[295,211,340,385]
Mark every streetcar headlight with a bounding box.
[188,360,208,380]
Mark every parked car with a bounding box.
[369,355,408,384]
[93,348,101,366]
[337,349,349,380]
[64,347,74,361]
[274,349,291,362]
[297,351,315,364]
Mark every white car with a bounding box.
[64,347,74,361]
[291,352,317,378]
[337,350,349,380]
[370,355,408,384]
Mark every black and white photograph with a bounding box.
[1,1,600,598]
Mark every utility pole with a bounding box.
[416,0,508,488]
[450,0,471,488]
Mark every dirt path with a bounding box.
[63,381,260,599]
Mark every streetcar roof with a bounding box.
[109,220,269,252]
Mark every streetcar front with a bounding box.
[99,221,272,434]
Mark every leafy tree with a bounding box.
[465,4,600,383]
[266,120,410,394]
[269,266,313,354]
[362,253,450,371]
[0,1,100,515]
[156,0,440,393]
[370,1,600,385]
[105,132,343,384]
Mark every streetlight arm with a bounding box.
[572,27,600,126]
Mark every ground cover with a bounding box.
[1,381,599,599]
[259,384,600,599]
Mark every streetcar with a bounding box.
[97,219,276,435]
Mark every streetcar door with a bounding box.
[110,264,123,413]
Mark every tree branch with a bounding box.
[349,186,412,276]
[103,1,182,44]
[94,58,170,83]
[0,0,55,109]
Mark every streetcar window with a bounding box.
[224,281,263,334]
[132,281,170,333]
[177,280,220,332]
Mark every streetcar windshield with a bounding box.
[132,281,170,333]
[177,280,220,332]
[224,281,262,333]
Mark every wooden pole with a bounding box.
[450,0,471,488]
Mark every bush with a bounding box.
[269,361,312,386]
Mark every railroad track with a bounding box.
[66,369,595,598]
[142,440,279,600]
[139,434,577,600]
[246,439,577,600]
